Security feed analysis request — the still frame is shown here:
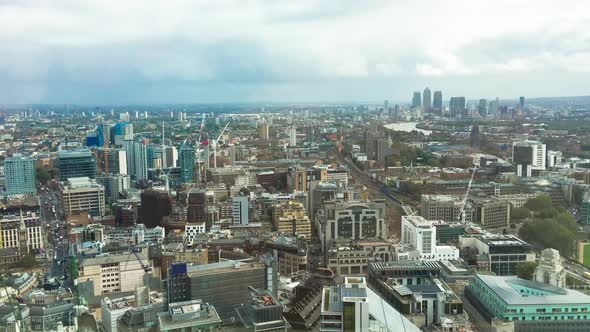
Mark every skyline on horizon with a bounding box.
[1,1,590,104]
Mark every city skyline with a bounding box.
[1,0,590,104]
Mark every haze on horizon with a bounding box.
[1,0,590,105]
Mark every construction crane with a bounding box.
[212,122,230,169]
[130,246,152,273]
[458,166,478,224]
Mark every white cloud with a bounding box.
[0,0,589,102]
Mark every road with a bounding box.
[39,188,72,290]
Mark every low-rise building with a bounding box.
[400,216,460,261]
[158,299,222,332]
[273,200,312,239]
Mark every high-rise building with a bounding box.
[449,97,466,118]
[179,146,196,184]
[124,141,148,180]
[477,98,487,117]
[4,156,36,197]
[432,90,443,111]
[422,87,432,110]
[289,126,297,147]
[112,122,134,146]
[519,96,525,109]
[232,195,249,225]
[488,97,499,116]
[140,190,171,228]
[512,140,547,170]
[56,149,97,180]
[95,148,127,175]
[58,177,106,216]
[412,91,421,108]
[259,122,270,141]
[400,215,460,261]
[320,277,370,332]
[106,174,130,202]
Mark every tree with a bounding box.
[511,207,531,221]
[16,254,37,269]
[517,262,537,280]
[524,195,552,212]
[35,166,51,184]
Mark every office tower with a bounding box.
[146,144,168,169]
[4,156,36,197]
[432,90,443,111]
[232,195,249,225]
[512,140,546,170]
[179,146,196,184]
[519,96,525,109]
[98,123,111,146]
[289,126,297,147]
[464,274,590,332]
[400,215,460,261]
[259,122,270,141]
[186,189,207,224]
[165,145,178,168]
[422,87,432,110]
[124,140,148,180]
[106,174,130,202]
[112,122,134,146]
[488,97,499,116]
[96,148,127,175]
[421,195,466,222]
[320,277,370,332]
[374,137,389,164]
[58,177,106,216]
[57,149,97,180]
[547,150,563,168]
[412,91,421,108]
[321,199,387,246]
[383,99,389,110]
[477,98,487,117]
[140,190,171,228]
[166,261,270,320]
[449,96,466,118]
[470,125,480,148]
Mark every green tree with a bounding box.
[35,166,51,184]
[524,195,552,212]
[511,207,531,221]
[516,262,537,280]
[16,254,37,269]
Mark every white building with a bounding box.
[78,252,152,297]
[58,177,106,216]
[320,277,369,332]
[106,174,130,202]
[124,140,148,180]
[232,195,249,225]
[132,224,165,244]
[101,287,163,332]
[547,150,563,168]
[534,248,566,288]
[184,223,206,244]
[400,216,459,261]
[289,126,297,147]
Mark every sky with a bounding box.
[1,0,589,104]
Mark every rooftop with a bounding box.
[476,274,590,306]
[80,252,147,267]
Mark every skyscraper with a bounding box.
[488,97,499,116]
[259,122,270,141]
[432,90,443,112]
[412,91,421,108]
[289,127,297,147]
[57,149,97,180]
[477,99,487,117]
[519,96,525,109]
[232,195,249,225]
[449,97,466,118]
[5,156,36,197]
[124,141,148,180]
[422,87,432,111]
[179,146,196,184]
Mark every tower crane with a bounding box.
[458,166,477,224]
[212,122,230,169]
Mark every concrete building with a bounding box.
[158,299,222,332]
[459,233,535,276]
[319,200,387,249]
[259,122,270,141]
[166,260,272,321]
[273,200,311,239]
[265,237,308,276]
[464,274,590,332]
[289,126,297,147]
[421,195,468,223]
[179,146,196,184]
[326,241,395,275]
[232,195,249,225]
[95,148,127,175]
[534,248,566,288]
[77,252,152,298]
[124,140,148,180]
[4,156,36,197]
[320,277,369,332]
[184,223,206,245]
[106,174,130,202]
[469,196,510,229]
[56,149,97,180]
[0,212,44,251]
[400,216,459,261]
[101,288,163,332]
[547,150,563,168]
[58,177,106,217]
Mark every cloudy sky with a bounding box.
[1,0,589,104]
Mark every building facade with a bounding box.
[4,156,36,197]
